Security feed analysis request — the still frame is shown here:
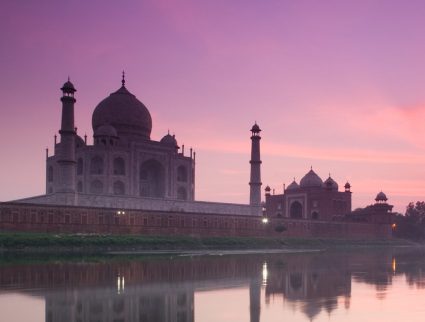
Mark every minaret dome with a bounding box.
[61,78,76,97]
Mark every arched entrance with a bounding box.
[113,157,125,175]
[90,156,104,175]
[290,201,303,219]
[177,166,187,182]
[139,159,165,198]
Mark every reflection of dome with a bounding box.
[301,300,322,321]
[375,191,388,202]
[287,180,300,190]
[300,169,323,188]
[160,133,178,148]
[324,176,338,190]
[324,297,338,314]
[92,85,152,140]
[94,124,118,137]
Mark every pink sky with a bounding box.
[1,0,425,212]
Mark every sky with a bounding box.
[1,0,425,213]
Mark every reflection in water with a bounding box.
[1,248,425,321]
[262,262,268,286]
[117,274,125,294]
[264,252,351,320]
[45,284,194,322]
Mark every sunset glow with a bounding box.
[2,0,425,212]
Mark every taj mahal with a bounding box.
[14,74,262,216]
[49,75,195,202]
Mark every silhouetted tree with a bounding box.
[274,224,287,233]
[350,205,374,215]
[406,201,425,218]
[393,202,425,240]
[347,205,374,222]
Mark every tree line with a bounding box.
[393,201,425,240]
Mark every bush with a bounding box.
[274,225,287,233]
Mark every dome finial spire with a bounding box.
[121,70,125,87]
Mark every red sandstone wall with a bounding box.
[0,202,392,239]
[267,218,392,239]
[0,202,266,237]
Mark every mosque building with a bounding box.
[264,169,352,220]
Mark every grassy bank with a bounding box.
[0,232,413,253]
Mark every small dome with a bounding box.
[344,182,351,189]
[300,169,323,188]
[324,176,338,190]
[286,180,300,191]
[251,123,261,133]
[61,80,76,93]
[375,191,388,202]
[92,84,152,140]
[94,124,118,137]
[265,185,271,192]
[160,133,178,148]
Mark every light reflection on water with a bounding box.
[0,248,425,321]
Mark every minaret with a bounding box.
[249,123,262,214]
[57,79,77,193]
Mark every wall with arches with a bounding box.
[46,138,195,202]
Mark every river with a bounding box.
[0,247,424,321]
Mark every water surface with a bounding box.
[0,247,424,322]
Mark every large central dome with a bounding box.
[300,169,323,188]
[92,85,152,140]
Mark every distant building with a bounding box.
[264,169,352,220]
[347,191,394,224]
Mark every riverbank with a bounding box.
[0,231,415,254]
